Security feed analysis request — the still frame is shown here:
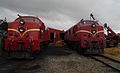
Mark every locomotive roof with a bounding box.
[65,19,100,32]
[81,20,98,22]
[80,19,99,24]
[15,16,44,23]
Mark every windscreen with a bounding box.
[16,17,40,24]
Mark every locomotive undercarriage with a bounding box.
[65,41,104,55]
[1,51,32,59]
[82,47,104,55]
[83,41,104,55]
[1,41,39,59]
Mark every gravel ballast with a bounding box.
[38,51,118,73]
[1,46,119,73]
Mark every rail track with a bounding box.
[90,55,120,72]
[0,56,43,73]
[0,59,31,73]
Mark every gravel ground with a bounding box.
[17,45,119,73]
[1,46,119,73]
[37,52,118,73]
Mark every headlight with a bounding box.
[91,24,96,28]
[19,19,25,25]
[92,30,96,34]
[19,27,25,33]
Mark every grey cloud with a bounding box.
[0,0,120,30]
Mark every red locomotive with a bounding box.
[3,15,50,58]
[64,14,106,54]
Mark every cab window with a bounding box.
[16,17,40,24]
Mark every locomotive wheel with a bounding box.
[24,52,34,59]
[73,42,85,55]
[68,42,74,50]
[99,48,104,54]
[73,42,79,50]
[100,44,104,54]
[77,48,85,55]
[82,48,85,54]
[74,43,79,50]
[4,52,34,59]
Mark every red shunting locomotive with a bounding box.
[64,14,106,54]
[3,15,50,58]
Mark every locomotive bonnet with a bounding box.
[3,15,49,58]
[64,14,106,54]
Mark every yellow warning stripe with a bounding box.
[75,30,104,36]
[8,28,40,37]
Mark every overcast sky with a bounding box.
[0,0,120,31]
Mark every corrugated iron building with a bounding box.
[48,28,64,43]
